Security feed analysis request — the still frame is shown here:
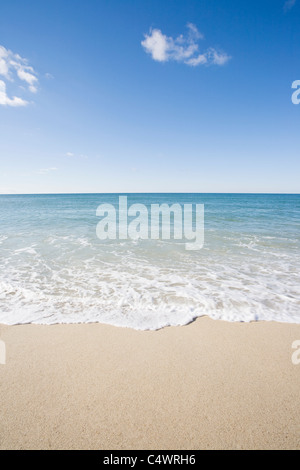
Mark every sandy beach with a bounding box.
[0,317,299,450]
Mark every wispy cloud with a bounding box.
[0,45,38,106]
[141,24,231,67]
[284,0,297,11]
[37,167,57,175]
[0,80,28,107]
[45,72,54,79]
[65,152,88,159]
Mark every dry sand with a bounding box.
[0,317,299,450]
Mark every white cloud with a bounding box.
[16,67,38,92]
[186,22,204,40]
[142,29,168,62]
[209,48,231,66]
[37,167,57,175]
[141,24,230,67]
[65,152,88,159]
[0,45,39,106]
[0,80,28,107]
[284,0,296,11]
[0,47,10,78]
[185,54,207,66]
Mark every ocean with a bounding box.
[0,193,299,329]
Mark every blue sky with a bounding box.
[0,0,299,193]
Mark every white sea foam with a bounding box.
[0,194,299,329]
[0,234,299,329]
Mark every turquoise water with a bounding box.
[0,193,299,328]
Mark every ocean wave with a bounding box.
[0,242,299,329]
[0,193,299,329]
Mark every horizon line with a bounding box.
[0,192,299,196]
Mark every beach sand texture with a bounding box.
[0,317,299,450]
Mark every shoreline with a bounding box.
[0,317,299,450]
[1,314,300,329]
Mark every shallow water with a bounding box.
[0,193,299,329]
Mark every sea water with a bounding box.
[0,193,299,329]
